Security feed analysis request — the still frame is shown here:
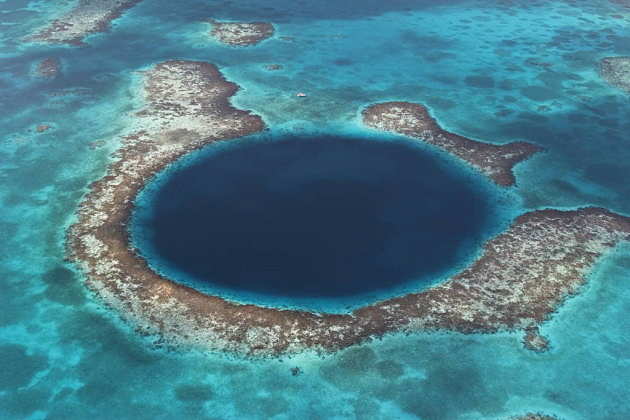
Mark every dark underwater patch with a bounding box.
[375,360,405,379]
[0,344,48,391]
[465,75,495,88]
[0,387,51,417]
[174,384,214,402]
[332,58,353,66]
[42,266,86,306]
[520,85,558,101]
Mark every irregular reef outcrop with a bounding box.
[362,101,542,186]
[600,56,630,93]
[35,57,61,78]
[208,20,275,46]
[27,0,143,46]
[522,326,550,352]
[510,414,559,420]
[264,64,283,71]
[67,61,630,357]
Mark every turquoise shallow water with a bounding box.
[1,0,630,418]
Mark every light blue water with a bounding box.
[1,0,630,418]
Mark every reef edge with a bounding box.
[362,101,542,186]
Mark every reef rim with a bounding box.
[67,60,630,357]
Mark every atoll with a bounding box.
[208,20,275,46]
[362,101,542,186]
[600,56,630,93]
[67,61,630,357]
[27,0,143,46]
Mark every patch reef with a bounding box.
[68,61,630,356]
[35,57,61,78]
[209,20,275,46]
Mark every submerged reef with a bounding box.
[522,326,550,352]
[208,19,275,46]
[35,57,61,78]
[511,414,559,420]
[68,61,630,357]
[264,64,283,71]
[600,56,630,93]
[27,0,143,45]
[362,102,542,186]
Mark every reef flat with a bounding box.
[67,65,630,356]
[208,20,275,46]
[27,0,143,45]
[362,102,542,186]
[600,56,630,93]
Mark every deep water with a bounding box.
[2,0,630,419]
[132,133,496,309]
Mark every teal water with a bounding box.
[1,0,630,418]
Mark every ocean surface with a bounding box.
[1,0,630,419]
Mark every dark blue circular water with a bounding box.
[134,134,494,300]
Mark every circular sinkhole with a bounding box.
[131,133,500,311]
